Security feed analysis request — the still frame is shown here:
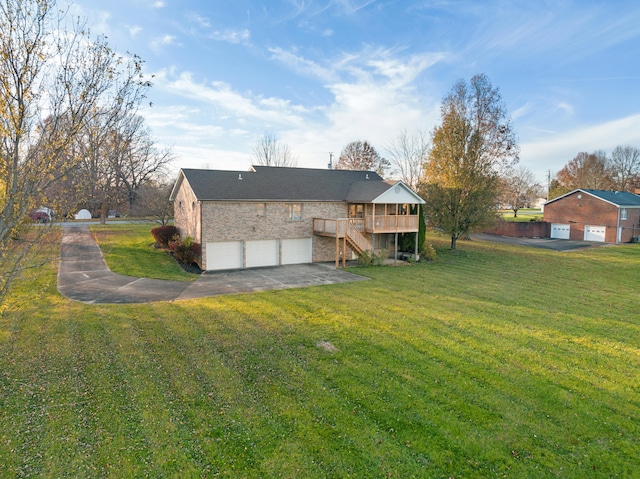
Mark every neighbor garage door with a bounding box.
[206,241,243,271]
[584,225,606,242]
[551,223,571,239]
[246,239,279,268]
[281,238,312,265]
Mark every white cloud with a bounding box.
[521,113,640,180]
[129,25,142,37]
[152,70,308,127]
[268,47,336,82]
[153,1,165,8]
[209,28,251,44]
[150,34,178,52]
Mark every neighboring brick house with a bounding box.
[169,166,425,270]
[543,189,640,243]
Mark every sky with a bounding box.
[65,0,640,184]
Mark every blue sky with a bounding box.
[68,0,640,183]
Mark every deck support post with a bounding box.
[394,232,398,265]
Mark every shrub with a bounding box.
[169,235,201,265]
[151,225,178,248]
[422,242,437,261]
[357,249,387,266]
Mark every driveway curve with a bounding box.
[57,225,367,304]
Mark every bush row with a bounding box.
[151,225,201,265]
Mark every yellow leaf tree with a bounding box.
[422,74,519,250]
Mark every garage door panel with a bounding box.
[584,225,606,242]
[551,223,570,239]
[206,241,242,271]
[282,238,312,265]
[246,240,278,268]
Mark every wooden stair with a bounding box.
[345,221,372,255]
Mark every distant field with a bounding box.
[1,225,638,478]
[500,208,544,222]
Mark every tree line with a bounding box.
[0,0,170,303]
[549,147,640,199]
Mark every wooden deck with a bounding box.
[313,216,419,237]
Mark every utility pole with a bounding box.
[546,170,551,200]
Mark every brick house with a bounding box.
[169,166,425,270]
[543,189,640,243]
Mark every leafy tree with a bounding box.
[501,166,541,217]
[421,74,518,250]
[336,141,390,176]
[0,0,150,302]
[547,178,571,200]
[252,133,298,167]
[610,145,640,191]
[385,129,430,190]
[556,151,612,190]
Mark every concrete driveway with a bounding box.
[472,233,601,251]
[58,225,368,304]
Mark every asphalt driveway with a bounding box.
[58,225,368,304]
[472,233,601,251]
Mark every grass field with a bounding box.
[1,225,638,478]
[500,209,544,222]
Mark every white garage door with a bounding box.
[551,223,571,239]
[206,241,243,271]
[246,240,279,268]
[281,238,312,265]
[584,225,606,242]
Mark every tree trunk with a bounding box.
[450,236,457,250]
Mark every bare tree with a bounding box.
[110,116,174,214]
[385,129,430,189]
[252,133,298,167]
[501,166,541,217]
[0,0,150,302]
[421,73,519,250]
[610,145,640,192]
[557,151,612,190]
[131,181,173,225]
[336,141,390,176]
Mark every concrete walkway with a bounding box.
[57,225,367,304]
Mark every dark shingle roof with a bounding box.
[179,166,388,202]
[582,189,640,207]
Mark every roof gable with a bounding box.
[545,189,640,208]
[172,166,425,204]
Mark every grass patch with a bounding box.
[500,209,544,222]
[0,230,638,477]
[90,223,197,282]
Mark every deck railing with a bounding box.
[313,215,418,236]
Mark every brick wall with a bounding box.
[173,181,200,241]
[483,221,551,238]
[200,201,349,267]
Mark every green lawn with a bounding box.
[91,223,198,282]
[500,208,544,222]
[1,226,638,478]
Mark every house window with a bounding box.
[286,203,303,221]
[349,204,364,218]
[621,208,628,220]
[256,203,266,217]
